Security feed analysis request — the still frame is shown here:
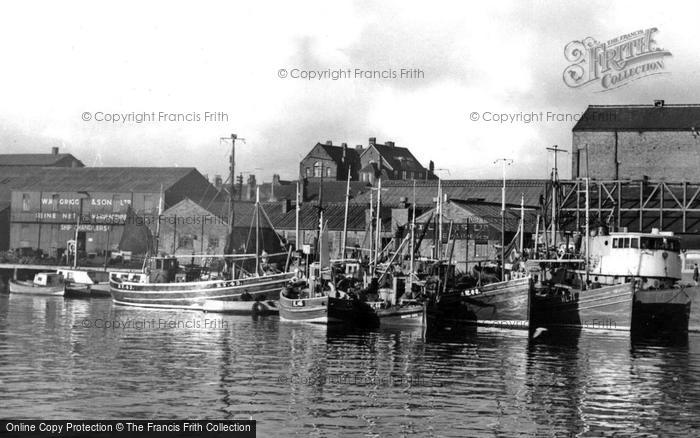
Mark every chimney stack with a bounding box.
[272,174,281,186]
[214,175,223,190]
[326,140,333,145]
[369,137,376,146]
[654,99,665,107]
[281,198,292,214]
[355,144,363,152]
[385,141,395,148]
[51,147,59,155]
[429,160,435,173]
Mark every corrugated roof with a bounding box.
[303,180,372,203]
[572,104,700,131]
[353,179,547,208]
[0,167,199,192]
[412,200,538,233]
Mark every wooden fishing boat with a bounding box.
[58,269,111,298]
[9,273,65,296]
[279,277,378,325]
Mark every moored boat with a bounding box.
[460,275,533,330]
[58,268,111,298]
[531,228,694,332]
[9,273,65,296]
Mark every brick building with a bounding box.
[299,141,362,181]
[571,100,700,180]
[358,137,434,184]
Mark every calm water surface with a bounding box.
[1,292,700,437]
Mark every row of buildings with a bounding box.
[2,100,700,272]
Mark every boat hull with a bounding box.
[201,299,279,315]
[461,276,531,330]
[109,272,295,310]
[279,294,379,326]
[9,280,65,296]
[531,282,693,332]
[370,302,426,326]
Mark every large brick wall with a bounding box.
[573,131,700,180]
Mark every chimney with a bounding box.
[386,141,395,148]
[281,198,292,214]
[272,174,281,186]
[326,140,333,145]
[355,144,363,152]
[247,174,257,200]
[214,175,223,190]
[369,137,376,146]
[654,99,665,107]
[429,160,435,173]
[51,147,59,155]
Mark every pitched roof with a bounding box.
[0,167,199,192]
[305,143,362,170]
[572,104,700,131]
[363,143,427,172]
[413,200,538,233]
[303,180,372,203]
[353,179,547,208]
[0,153,84,167]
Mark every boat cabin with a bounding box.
[34,273,64,287]
[587,228,681,281]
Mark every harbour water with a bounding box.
[2,292,700,437]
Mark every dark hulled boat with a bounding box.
[531,228,694,332]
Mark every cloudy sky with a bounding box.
[1,0,697,182]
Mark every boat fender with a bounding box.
[252,301,266,315]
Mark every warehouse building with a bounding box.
[7,167,218,258]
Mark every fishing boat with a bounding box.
[9,272,65,296]
[58,269,111,298]
[108,134,295,311]
[279,275,378,325]
[531,228,695,332]
[460,274,533,330]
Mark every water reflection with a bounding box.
[1,294,700,436]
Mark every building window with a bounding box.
[326,167,331,177]
[22,193,31,212]
[474,240,489,258]
[207,236,219,250]
[178,234,194,249]
[305,167,311,177]
[402,171,408,179]
[314,162,322,177]
[144,195,155,213]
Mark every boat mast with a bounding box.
[410,180,416,287]
[342,167,351,259]
[437,177,442,260]
[585,143,590,288]
[154,184,163,256]
[295,180,300,251]
[494,158,513,280]
[520,192,524,254]
[374,176,382,273]
[369,190,374,271]
[222,133,243,279]
[546,145,567,255]
[255,186,260,276]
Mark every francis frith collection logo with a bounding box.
[563,28,671,91]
